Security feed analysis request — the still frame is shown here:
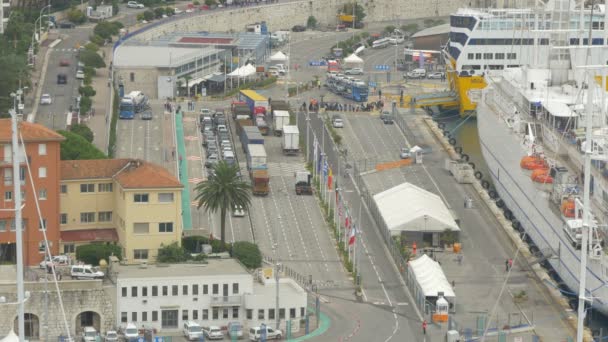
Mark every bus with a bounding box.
[239,90,268,115]
[372,38,391,49]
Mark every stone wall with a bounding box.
[0,279,115,340]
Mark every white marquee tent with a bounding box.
[270,51,289,62]
[228,64,257,78]
[373,182,460,235]
[408,254,455,298]
[343,53,364,67]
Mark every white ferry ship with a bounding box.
[457,0,608,315]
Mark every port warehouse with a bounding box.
[113,32,270,99]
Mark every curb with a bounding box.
[287,309,330,342]
[28,39,62,123]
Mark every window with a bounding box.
[232,306,239,319]
[63,244,75,254]
[152,286,158,296]
[152,311,158,321]
[301,307,305,317]
[290,308,296,318]
[134,249,148,260]
[268,309,275,320]
[483,53,493,59]
[475,53,482,60]
[212,308,219,320]
[246,309,252,320]
[467,53,474,59]
[60,185,67,194]
[203,285,208,295]
[98,183,113,192]
[3,144,11,163]
[142,312,148,322]
[80,184,94,193]
[80,212,95,223]
[121,312,127,323]
[133,223,149,234]
[193,284,198,295]
[134,193,149,203]
[38,241,51,253]
[223,309,228,319]
[4,168,12,185]
[19,167,24,183]
[38,143,47,155]
[202,309,209,320]
[495,53,505,59]
[60,214,67,225]
[193,310,198,320]
[162,286,168,296]
[39,219,46,231]
[98,211,112,222]
[183,285,188,295]
[142,287,148,296]
[159,222,173,233]
[258,309,264,320]
[122,287,127,297]
[279,308,285,319]
[212,284,218,295]
[5,191,12,201]
[232,283,239,294]
[158,193,174,203]
[38,167,47,178]
[132,287,138,297]
[39,188,47,200]
[172,285,178,296]
[182,310,188,321]
[132,312,137,322]
[507,53,516,60]
[0,220,5,232]
[130,72,135,82]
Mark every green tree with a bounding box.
[193,0,200,4]
[154,7,165,18]
[341,3,365,24]
[58,130,107,160]
[401,23,419,35]
[164,7,174,16]
[136,13,145,22]
[79,86,97,98]
[66,7,87,24]
[83,66,96,79]
[232,242,262,269]
[384,25,396,34]
[112,0,120,15]
[143,10,154,21]
[157,242,190,263]
[93,21,123,40]
[70,123,94,143]
[307,16,317,29]
[79,96,92,114]
[195,161,251,245]
[90,34,105,46]
[76,243,122,265]
[205,0,216,6]
[0,54,30,118]
[84,42,99,52]
[79,49,106,68]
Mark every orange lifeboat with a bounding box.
[531,168,553,183]
[520,156,548,170]
[561,199,576,218]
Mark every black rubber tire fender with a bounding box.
[468,162,476,170]
[504,209,513,220]
[460,153,470,162]
[488,189,498,199]
[474,171,483,179]
[438,122,445,129]
[496,199,505,208]
[449,138,456,146]
[454,146,463,154]
[443,130,449,136]
[481,180,490,189]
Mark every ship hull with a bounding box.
[476,98,608,316]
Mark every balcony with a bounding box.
[210,295,242,307]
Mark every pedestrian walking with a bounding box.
[422,320,427,335]
[508,258,513,270]
[505,259,509,272]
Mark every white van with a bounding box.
[406,68,427,79]
[124,322,139,339]
[183,321,203,341]
[82,326,97,342]
[70,265,104,280]
[249,326,282,341]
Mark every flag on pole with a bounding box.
[323,159,328,178]
[349,224,356,246]
[327,167,333,189]
[345,214,350,229]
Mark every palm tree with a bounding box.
[195,161,251,245]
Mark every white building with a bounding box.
[112,259,307,334]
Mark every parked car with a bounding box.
[58,21,75,29]
[70,265,104,280]
[205,154,219,168]
[76,69,85,80]
[232,205,245,217]
[345,68,363,75]
[249,326,282,341]
[380,111,394,124]
[40,94,52,105]
[227,322,243,339]
[59,59,70,66]
[183,321,203,341]
[400,147,411,159]
[57,73,67,84]
[404,68,427,79]
[174,8,183,14]
[332,115,344,128]
[82,327,98,342]
[427,71,445,79]
[141,109,153,120]
[291,25,306,32]
[39,255,70,269]
[104,330,119,342]
[203,326,224,340]
[127,1,144,8]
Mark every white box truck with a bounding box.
[247,144,268,170]
[273,110,290,136]
[282,125,299,155]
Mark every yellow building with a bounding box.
[60,159,183,263]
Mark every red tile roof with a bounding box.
[60,228,118,242]
[0,119,65,143]
[60,159,182,189]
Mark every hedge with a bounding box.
[75,243,122,266]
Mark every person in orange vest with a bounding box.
[422,320,427,335]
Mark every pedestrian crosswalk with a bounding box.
[266,161,306,177]
[53,48,79,52]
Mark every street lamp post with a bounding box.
[37,5,51,42]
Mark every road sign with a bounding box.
[374,65,390,71]
[368,81,377,87]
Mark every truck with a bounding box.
[119,91,148,119]
[236,119,254,136]
[256,116,270,136]
[251,169,269,196]
[247,144,267,171]
[239,90,268,116]
[272,110,290,136]
[240,126,264,154]
[282,125,300,155]
[295,171,312,195]
[232,101,251,120]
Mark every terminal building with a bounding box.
[114,32,270,99]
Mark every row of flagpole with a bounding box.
[308,111,359,280]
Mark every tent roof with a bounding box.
[0,330,19,342]
[270,51,289,62]
[373,182,460,233]
[229,64,257,77]
[409,254,455,298]
[344,53,363,63]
